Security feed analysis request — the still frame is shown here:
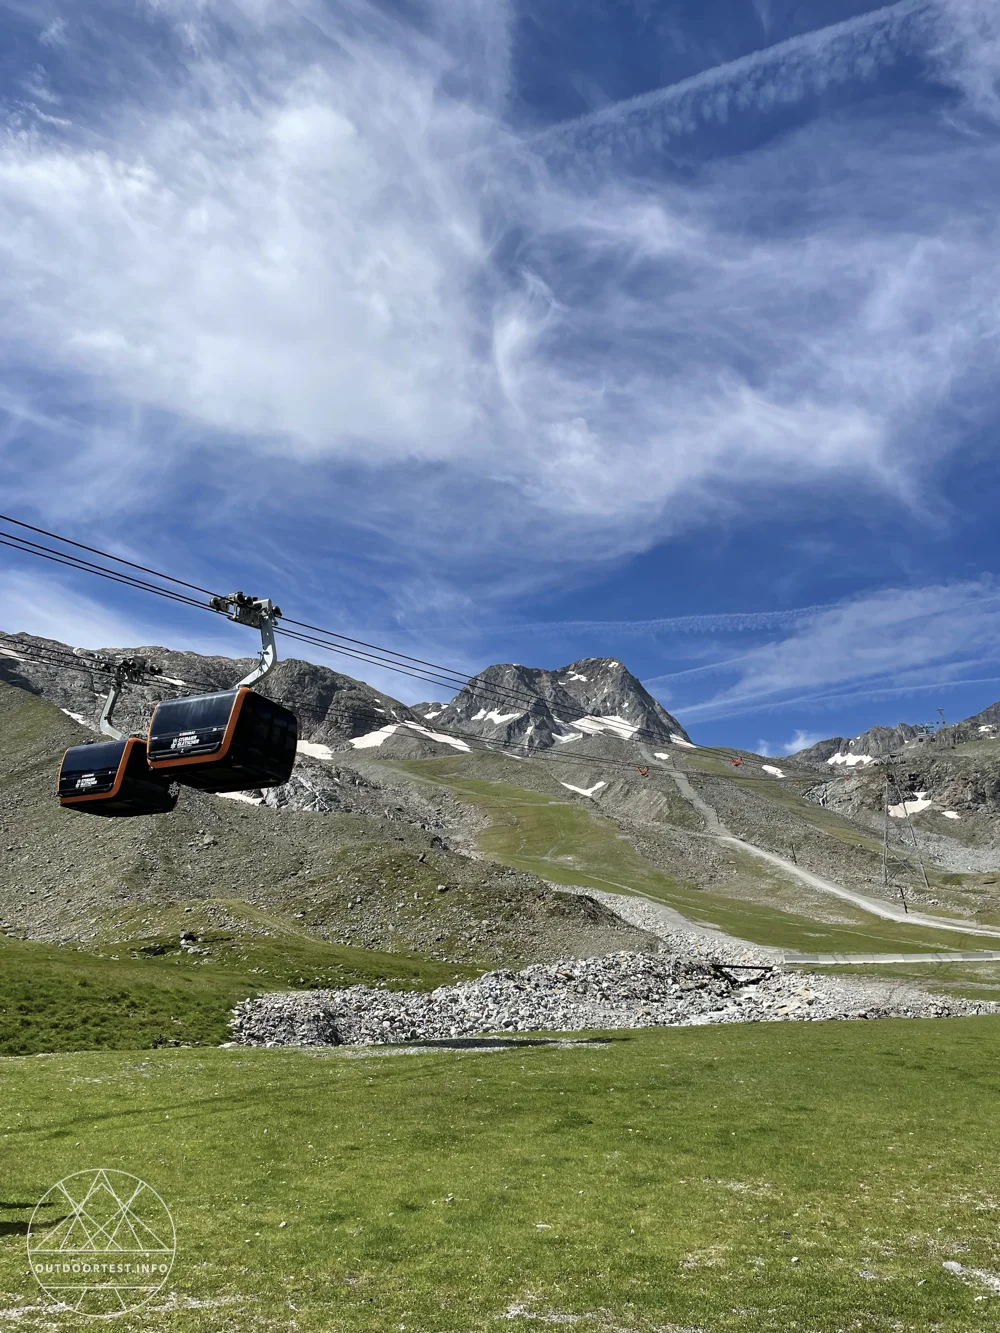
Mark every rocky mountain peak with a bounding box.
[426,656,689,754]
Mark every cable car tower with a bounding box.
[878,755,932,913]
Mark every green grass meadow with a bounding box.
[6,732,1000,1331]
[0,918,472,1057]
[3,1018,1000,1331]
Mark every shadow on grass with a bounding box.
[408,1036,619,1050]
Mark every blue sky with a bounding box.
[2,0,1000,754]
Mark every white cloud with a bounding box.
[784,729,830,753]
[757,729,829,757]
[0,569,184,649]
[676,579,1000,721]
[0,0,997,591]
[497,606,831,639]
[928,0,1000,122]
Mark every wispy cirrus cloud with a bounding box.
[668,579,1000,723]
[0,0,998,609]
[537,0,932,158]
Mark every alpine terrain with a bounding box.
[5,625,1000,1061]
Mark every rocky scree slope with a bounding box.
[423,657,689,754]
[232,948,996,1046]
[806,748,1000,833]
[0,681,657,965]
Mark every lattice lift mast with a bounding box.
[879,757,932,913]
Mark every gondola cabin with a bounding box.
[146,687,298,792]
[58,738,179,817]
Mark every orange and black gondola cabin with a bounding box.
[58,738,179,817]
[146,687,298,792]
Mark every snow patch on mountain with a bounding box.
[572,715,639,739]
[410,722,471,751]
[60,707,91,728]
[670,734,695,748]
[560,780,607,798]
[348,725,398,750]
[552,729,584,744]
[762,764,785,777]
[828,752,875,767]
[889,792,932,818]
[298,739,335,762]
[349,721,470,753]
[472,708,523,725]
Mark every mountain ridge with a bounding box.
[0,634,687,759]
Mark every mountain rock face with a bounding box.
[788,723,929,768]
[787,736,848,767]
[428,657,689,754]
[0,633,421,747]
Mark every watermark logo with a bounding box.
[28,1169,176,1318]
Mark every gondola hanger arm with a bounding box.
[209,592,280,688]
[95,656,160,740]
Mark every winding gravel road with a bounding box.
[666,767,1000,940]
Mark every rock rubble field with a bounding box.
[231,946,995,1048]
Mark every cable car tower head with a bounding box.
[207,592,281,688]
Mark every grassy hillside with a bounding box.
[2,1018,1000,1330]
[0,682,650,961]
[392,758,999,955]
[0,916,475,1056]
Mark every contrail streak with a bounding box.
[490,605,832,639]
[536,0,934,154]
